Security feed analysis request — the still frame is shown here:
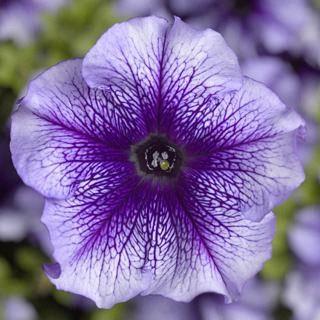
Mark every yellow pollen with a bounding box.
[160,160,170,171]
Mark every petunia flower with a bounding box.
[283,207,320,320]
[11,17,304,308]
[0,0,69,45]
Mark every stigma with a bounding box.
[132,135,183,178]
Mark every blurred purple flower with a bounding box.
[0,125,50,251]
[116,0,169,19]
[132,278,279,320]
[297,66,320,119]
[200,278,279,320]
[4,297,37,320]
[116,0,320,62]
[242,55,320,118]
[242,56,319,165]
[0,0,69,45]
[132,295,197,320]
[0,186,51,254]
[11,17,304,308]
[288,207,320,267]
[242,56,300,109]
[284,268,320,320]
[283,207,320,320]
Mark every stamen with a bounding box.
[132,135,183,178]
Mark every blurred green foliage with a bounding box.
[0,0,119,93]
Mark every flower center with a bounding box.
[132,135,183,178]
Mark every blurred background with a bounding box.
[0,0,319,319]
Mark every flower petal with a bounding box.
[180,77,304,221]
[11,59,144,199]
[42,172,275,307]
[83,16,242,132]
[175,178,276,300]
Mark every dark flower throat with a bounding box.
[132,135,183,178]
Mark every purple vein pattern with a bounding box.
[10,17,305,308]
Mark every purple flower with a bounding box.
[132,295,196,320]
[288,207,320,267]
[132,277,279,320]
[283,207,320,320]
[116,0,320,62]
[0,186,52,253]
[4,296,37,320]
[284,268,320,320]
[200,278,279,320]
[11,17,304,308]
[0,0,68,45]
[241,56,300,109]
[115,0,170,19]
[242,56,319,165]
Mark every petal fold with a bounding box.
[83,16,242,132]
[11,59,143,199]
[42,175,275,307]
[181,77,304,222]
